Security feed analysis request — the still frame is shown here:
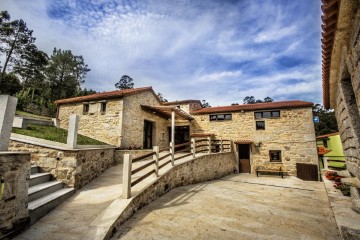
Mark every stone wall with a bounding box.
[0,152,30,237]
[8,140,115,189]
[58,99,123,146]
[333,5,360,181]
[190,107,318,175]
[122,91,169,149]
[107,152,236,239]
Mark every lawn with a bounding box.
[16,110,52,120]
[12,124,108,145]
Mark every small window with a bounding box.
[269,150,281,162]
[100,102,107,113]
[209,113,232,121]
[256,121,265,130]
[263,111,271,118]
[83,104,89,114]
[255,112,262,119]
[271,111,280,117]
[254,110,280,119]
[323,139,328,148]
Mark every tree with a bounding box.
[313,104,339,136]
[157,92,168,102]
[201,100,211,108]
[243,96,274,104]
[46,48,90,101]
[231,103,239,105]
[1,72,21,95]
[77,88,97,96]
[115,75,134,90]
[0,11,36,89]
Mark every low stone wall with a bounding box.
[0,152,30,238]
[9,140,115,189]
[108,152,236,239]
[114,149,153,165]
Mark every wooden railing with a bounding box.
[122,138,232,198]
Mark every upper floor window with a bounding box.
[254,110,280,119]
[83,103,89,114]
[100,102,107,113]
[210,113,232,121]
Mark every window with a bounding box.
[100,102,107,113]
[254,111,280,119]
[322,139,328,148]
[269,150,281,162]
[209,113,232,121]
[83,104,89,114]
[256,121,265,130]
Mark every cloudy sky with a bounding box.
[1,0,322,106]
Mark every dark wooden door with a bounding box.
[238,144,250,173]
[296,163,318,181]
[143,120,153,149]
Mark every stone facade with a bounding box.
[58,99,123,146]
[191,107,318,175]
[108,152,236,239]
[0,152,30,237]
[8,140,115,189]
[331,4,360,182]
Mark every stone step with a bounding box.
[28,181,64,202]
[29,173,51,187]
[31,166,39,174]
[28,188,75,225]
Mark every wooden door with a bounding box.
[238,144,251,173]
[143,120,153,149]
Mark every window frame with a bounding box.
[256,121,265,130]
[269,150,282,163]
[83,103,89,114]
[254,110,281,119]
[209,113,232,121]
[100,102,107,114]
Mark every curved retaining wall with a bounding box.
[107,152,237,239]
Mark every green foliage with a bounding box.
[115,75,134,90]
[201,100,211,108]
[46,48,90,102]
[0,72,21,95]
[313,104,338,136]
[12,124,107,145]
[77,88,97,96]
[243,96,274,104]
[157,92,168,102]
[0,10,36,90]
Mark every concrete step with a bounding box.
[31,166,39,174]
[28,181,64,202]
[29,188,75,224]
[29,173,51,187]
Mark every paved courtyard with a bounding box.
[113,174,341,240]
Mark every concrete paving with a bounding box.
[113,174,341,240]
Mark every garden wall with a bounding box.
[0,152,30,238]
[8,140,115,189]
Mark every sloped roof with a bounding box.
[321,0,340,109]
[191,100,313,114]
[55,87,157,105]
[141,105,194,120]
[163,100,202,106]
[316,132,339,139]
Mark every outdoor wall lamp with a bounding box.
[254,141,262,148]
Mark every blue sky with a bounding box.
[1,0,322,106]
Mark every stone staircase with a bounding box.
[28,166,75,224]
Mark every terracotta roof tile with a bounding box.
[321,0,339,109]
[191,100,313,114]
[163,100,202,106]
[55,87,156,104]
[316,132,339,139]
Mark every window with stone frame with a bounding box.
[83,103,89,114]
[256,121,265,130]
[209,113,232,121]
[269,150,281,162]
[100,102,107,114]
[254,110,280,119]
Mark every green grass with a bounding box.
[16,110,52,120]
[12,124,108,145]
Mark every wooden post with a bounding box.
[191,138,196,159]
[153,146,159,177]
[229,139,233,152]
[207,137,211,154]
[220,138,223,153]
[170,142,175,166]
[323,156,329,170]
[122,154,132,199]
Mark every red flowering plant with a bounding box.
[324,170,350,196]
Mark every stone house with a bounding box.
[321,0,360,183]
[56,89,318,175]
